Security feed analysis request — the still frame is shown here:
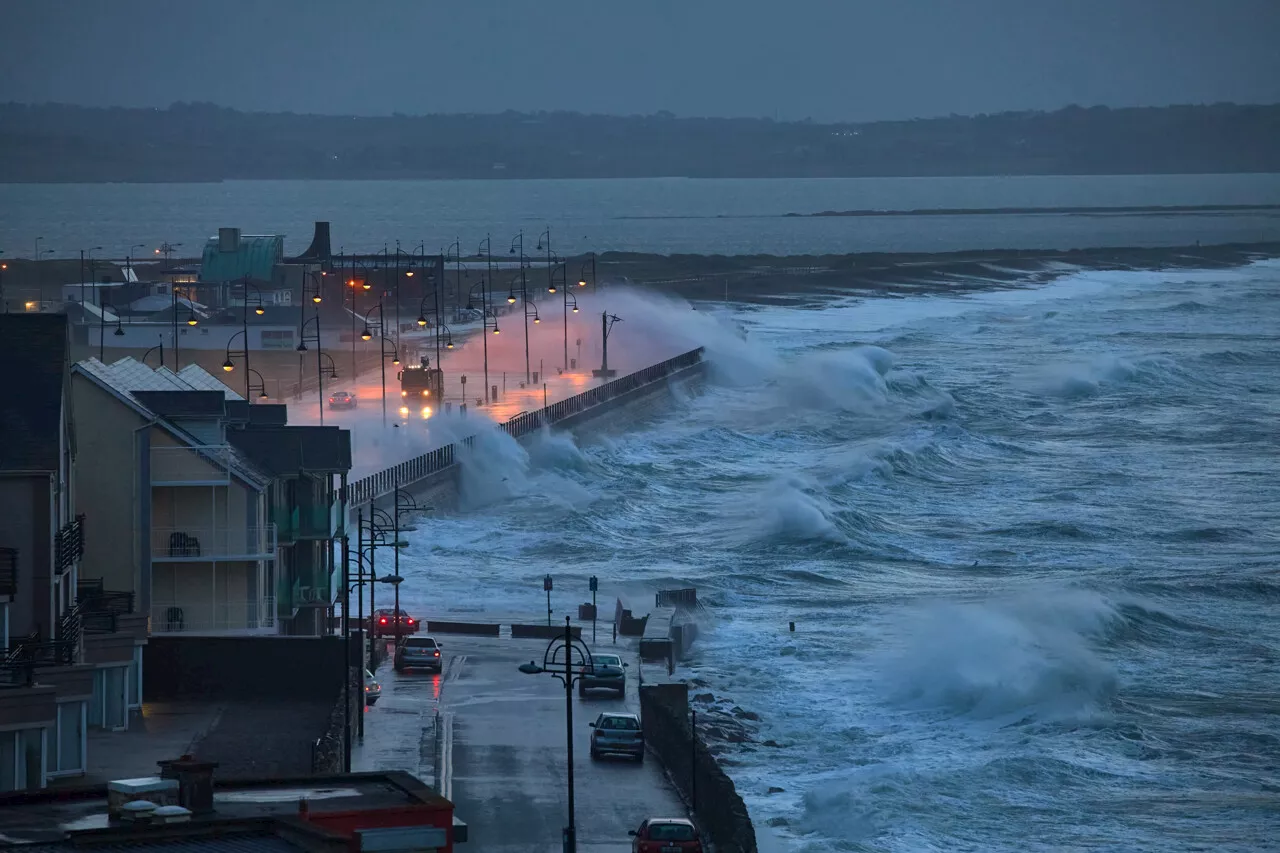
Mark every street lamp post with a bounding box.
[127,243,145,282]
[589,576,598,644]
[510,232,532,383]
[579,253,597,294]
[99,301,124,361]
[381,337,400,417]
[79,246,102,309]
[296,315,337,424]
[544,574,553,626]
[477,236,495,401]
[548,265,570,371]
[592,312,622,378]
[517,619,594,853]
[222,277,265,400]
[362,298,388,424]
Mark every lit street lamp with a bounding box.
[517,618,595,853]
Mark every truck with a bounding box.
[399,356,444,402]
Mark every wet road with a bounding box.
[353,635,685,852]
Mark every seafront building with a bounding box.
[0,314,351,791]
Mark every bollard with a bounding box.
[460,403,467,415]
[491,384,498,401]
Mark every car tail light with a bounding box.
[406,618,414,624]
[379,617,387,624]
[364,686,370,692]
[433,651,440,657]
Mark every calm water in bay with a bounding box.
[2,173,1279,257]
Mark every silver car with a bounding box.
[394,636,443,673]
[578,653,627,696]
[589,712,644,762]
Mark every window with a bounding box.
[54,702,85,775]
[0,729,47,791]
[91,666,130,731]
[261,329,295,350]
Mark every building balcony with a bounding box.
[150,597,277,635]
[150,445,233,486]
[273,503,342,543]
[150,524,277,562]
[0,547,15,598]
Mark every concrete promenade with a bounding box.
[353,631,685,852]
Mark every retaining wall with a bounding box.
[641,681,757,853]
[347,347,705,507]
[144,636,345,701]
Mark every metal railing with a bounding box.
[150,597,277,633]
[55,514,85,576]
[150,524,277,560]
[76,578,137,635]
[346,347,704,506]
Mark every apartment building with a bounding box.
[0,315,144,791]
[70,356,350,639]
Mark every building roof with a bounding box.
[73,357,268,489]
[201,235,283,284]
[133,391,228,420]
[0,313,68,472]
[17,832,305,852]
[229,426,352,476]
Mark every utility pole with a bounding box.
[592,312,621,378]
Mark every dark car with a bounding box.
[629,818,702,853]
[394,636,443,673]
[579,652,627,697]
[589,712,643,762]
[328,390,357,410]
[371,608,419,638]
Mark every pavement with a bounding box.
[353,633,685,852]
[70,701,221,786]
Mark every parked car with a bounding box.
[328,390,357,410]
[394,636,443,673]
[364,670,381,705]
[371,608,419,637]
[628,818,702,853]
[579,653,627,697]
[588,712,644,762]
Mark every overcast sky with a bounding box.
[2,0,1278,122]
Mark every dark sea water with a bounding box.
[2,173,1279,257]
[388,258,1280,852]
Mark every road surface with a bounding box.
[354,634,685,852]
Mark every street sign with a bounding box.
[544,574,553,592]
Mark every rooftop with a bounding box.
[0,771,450,847]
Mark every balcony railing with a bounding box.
[273,504,339,543]
[150,524,277,561]
[0,548,16,597]
[150,597,276,634]
[55,514,85,576]
[150,445,233,486]
[76,578,137,634]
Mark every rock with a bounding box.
[767,817,789,827]
[693,692,715,704]
[730,706,761,721]
[767,786,785,795]
[762,739,782,748]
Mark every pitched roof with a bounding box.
[73,357,268,488]
[16,833,304,852]
[133,390,227,419]
[0,313,68,472]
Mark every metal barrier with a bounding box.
[346,347,704,506]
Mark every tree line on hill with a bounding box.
[1,101,1277,182]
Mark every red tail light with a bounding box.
[406,618,414,624]
[379,617,387,624]
[433,651,440,657]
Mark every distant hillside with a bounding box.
[1,101,1278,183]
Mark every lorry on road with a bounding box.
[399,356,443,401]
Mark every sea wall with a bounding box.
[640,681,757,853]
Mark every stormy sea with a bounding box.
[392,254,1280,852]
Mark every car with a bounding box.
[579,653,627,697]
[588,712,644,762]
[628,818,702,853]
[364,669,381,705]
[328,390,357,410]
[371,608,419,638]
[394,636,443,673]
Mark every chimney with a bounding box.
[119,800,157,825]
[157,754,219,814]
